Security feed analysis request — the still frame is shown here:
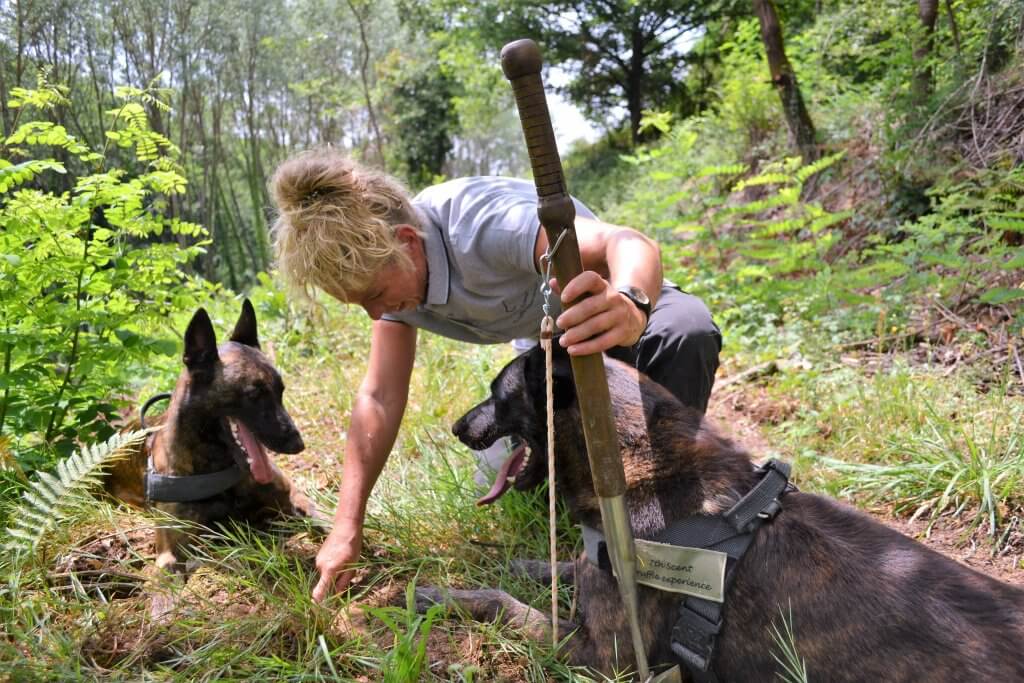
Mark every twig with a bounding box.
[941,344,1003,376]
[932,300,970,328]
[48,569,147,582]
[716,361,779,389]
[1011,340,1024,388]
[835,328,925,350]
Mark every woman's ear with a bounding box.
[395,224,420,245]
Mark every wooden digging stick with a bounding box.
[500,38,656,681]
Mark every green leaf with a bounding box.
[987,214,1024,232]
[149,338,179,356]
[978,287,1024,305]
[114,329,140,347]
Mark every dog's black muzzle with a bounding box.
[452,400,503,450]
[259,428,305,454]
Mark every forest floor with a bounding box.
[708,380,1024,586]
[39,335,1023,681]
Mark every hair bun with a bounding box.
[270,150,356,214]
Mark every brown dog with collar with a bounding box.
[420,342,1024,681]
[106,300,315,576]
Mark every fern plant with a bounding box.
[0,70,213,471]
[4,428,151,565]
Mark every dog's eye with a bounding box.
[244,386,264,401]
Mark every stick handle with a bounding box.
[500,39,626,499]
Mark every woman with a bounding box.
[270,150,721,601]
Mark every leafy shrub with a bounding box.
[0,73,214,474]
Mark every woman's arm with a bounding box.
[312,319,417,601]
[533,216,662,356]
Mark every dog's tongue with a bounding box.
[476,444,527,506]
[235,422,273,484]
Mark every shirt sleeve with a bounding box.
[450,178,599,277]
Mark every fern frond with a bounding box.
[794,151,845,184]
[4,429,151,560]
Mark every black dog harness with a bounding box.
[140,393,246,503]
[581,460,794,683]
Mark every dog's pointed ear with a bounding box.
[525,337,576,410]
[230,298,260,349]
[183,308,219,379]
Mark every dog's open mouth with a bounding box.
[476,443,529,506]
[230,420,274,485]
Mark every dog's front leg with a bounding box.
[416,587,577,645]
[509,559,576,586]
[149,524,189,620]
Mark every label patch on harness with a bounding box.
[633,539,727,602]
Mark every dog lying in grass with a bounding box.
[420,342,1024,681]
[105,300,316,581]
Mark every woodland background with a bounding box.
[2,0,1024,680]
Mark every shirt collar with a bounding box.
[420,219,450,307]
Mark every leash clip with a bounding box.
[539,229,568,317]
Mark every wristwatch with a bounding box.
[616,285,651,324]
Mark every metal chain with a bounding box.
[539,229,568,318]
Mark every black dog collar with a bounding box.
[145,456,244,503]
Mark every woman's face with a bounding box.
[344,226,427,320]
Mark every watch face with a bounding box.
[618,286,651,315]
[627,286,649,306]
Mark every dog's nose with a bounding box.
[282,432,305,454]
[452,416,467,438]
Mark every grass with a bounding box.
[2,289,1022,680]
[757,356,1024,545]
[769,604,808,683]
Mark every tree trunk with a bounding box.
[913,0,940,104]
[628,16,644,146]
[752,0,818,163]
[346,0,386,169]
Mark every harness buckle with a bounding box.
[670,603,722,672]
[757,498,783,522]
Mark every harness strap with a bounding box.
[145,457,244,503]
[580,460,793,682]
[671,460,792,682]
[140,392,172,429]
[723,460,792,533]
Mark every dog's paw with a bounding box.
[289,491,318,518]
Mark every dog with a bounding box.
[421,342,1024,681]
[106,300,315,576]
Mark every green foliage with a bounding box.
[609,110,848,353]
[363,580,445,682]
[378,50,458,188]
[561,129,638,213]
[865,165,1024,323]
[820,391,1024,540]
[4,429,149,565]
[0,75,213,471]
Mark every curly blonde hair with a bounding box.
[270,150,422,302]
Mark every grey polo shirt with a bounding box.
[382,176,597,344]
